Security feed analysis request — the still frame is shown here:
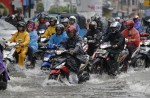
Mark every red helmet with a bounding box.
[66,25,77,36]
[125,20,134,30]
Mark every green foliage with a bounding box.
[49,5,77,13]
[36,2,44,12]
[0,3,9,15]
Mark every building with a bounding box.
[0,0,23,15]
[111,0,144,18]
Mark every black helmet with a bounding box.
[56,24,64,33]
[89,21,97,30]
[50,17,57,23]
[27,19,34,24]
[39,14,45,19]
[16,21,26,28]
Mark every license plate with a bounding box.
[96,49,106,54]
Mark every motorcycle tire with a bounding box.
[134,57,146,69]
[0,73,7,90]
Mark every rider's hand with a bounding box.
[69,50,75,55]
[112,45,118,48]
[20,44,24,47]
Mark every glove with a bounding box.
[69,50,75,55]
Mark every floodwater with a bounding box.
[0,64,150,98]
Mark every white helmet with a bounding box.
[62,18,69,23]
[69,16,76,21]
[115,17,120,20]
[147,19,150,23]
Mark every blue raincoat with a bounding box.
[134,20,142,33]
[29,30,38,53]
[47,32,67,46]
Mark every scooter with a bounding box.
[90,42,112,75]
[48,48,89,83]
[40,44,60,71]
[130,39,150,69]
[0,51,9,90]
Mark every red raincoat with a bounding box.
[121,27,140,47]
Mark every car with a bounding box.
[0,19,17,44]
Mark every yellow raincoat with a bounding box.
[42,26,56,38]
[8,31,30,66]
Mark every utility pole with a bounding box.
[28,0,31,18]
[69,0,72,13]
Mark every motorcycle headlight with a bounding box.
[39,31,45,34]
[144,41,150,46]
[44,57,49,61]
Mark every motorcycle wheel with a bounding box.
[41,66,50,71]
[134,58,146,70]
[48,74,64,83]
[0,73,7,90]
[91,58,103,75]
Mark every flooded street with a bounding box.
[0,64,150,98]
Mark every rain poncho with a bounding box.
[42,26,56,38]
[28,30,38,53]
[47,32,67,46]
[122,27,140,47]
[8,31,30,66]
[134,20,142,33]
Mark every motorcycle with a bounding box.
[48,47,90,83]
[130,39,150,69]
[40,44,60,71]
[0,51,9,90]
[3,40,21,67]
[90,42,112,75]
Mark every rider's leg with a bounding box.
[18,47,28,66]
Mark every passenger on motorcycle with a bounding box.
[61,18,70,31]
[122,20,140,60]
[102,21,125,75]
[47,24,67,47]
[26,21,38,68]
[84,21,102,56]
[133,15,142,33]
[7,22,30,66]
[41,17,57,38]
[69,16,80,34]
[63,26,89,83]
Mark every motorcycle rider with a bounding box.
[85,21,102,56]
[122,20,140,70]
[102,21,125,75]
[61,18,70,31]
[133,15,142,33]
[41,17,57,38]
[93,14,103,32]
[35,14,47,31]
[146,19,150,34]
[26,21,38,68]
[7,22,30,66]
[63,25,89,83]
[69,16,80,34]
[47,24,67,46]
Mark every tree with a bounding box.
[49,5,77,13]
[36,2,44,12]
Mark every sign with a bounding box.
[144,0,150,6]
